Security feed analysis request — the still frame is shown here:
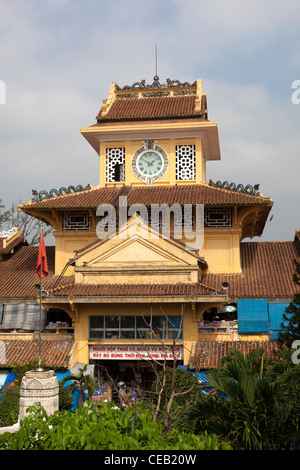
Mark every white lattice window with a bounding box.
[176,145,195,181]
[63,211,92,230]
[204,208,232,227]
[106,148,125,182]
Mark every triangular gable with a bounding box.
[73,214,202,284]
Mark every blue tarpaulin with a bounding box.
[2,371,17,390]
[237,299,269,333]
[55,370,71,387]
[268,303,290,339]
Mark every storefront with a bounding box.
[88,313,184,392]
[90,344,183,386]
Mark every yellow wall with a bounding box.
[53,230,98,275]
[73,302,198,366]
[100,138,204,187]
[53,219,243,276]
[201,228,241,273]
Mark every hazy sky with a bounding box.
[0,0,299,244]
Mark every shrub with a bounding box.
[0,402,232,450]
[0,386,19,427]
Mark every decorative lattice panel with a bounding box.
[97,209,117,233]
[63,211,91,230]
[106,148,125,182]
[176,145,195,180]
[174,206,194,228]
[150,210,167,229]
[204,208,232,227]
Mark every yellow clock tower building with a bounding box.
[18,76,275,382]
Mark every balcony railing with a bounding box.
[198,320,238,334]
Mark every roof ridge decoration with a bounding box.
[31,184,92,202]
[115,76,197,91]
[0,226,19,239]
[208,179,261,197]
[97,77,203,119]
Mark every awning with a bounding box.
[0,304,47,331]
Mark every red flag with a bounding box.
[36,229,48,279]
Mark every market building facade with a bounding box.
[0,77,299,387]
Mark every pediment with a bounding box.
[76,213,199,268]
[73,214,202,284]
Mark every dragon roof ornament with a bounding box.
[115,76,197,91]
[208,180,261,197]
[31,184,91,203]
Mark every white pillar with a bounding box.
[19,370,59,421]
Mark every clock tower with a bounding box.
[80,77,221,187]
[18,75,274,370]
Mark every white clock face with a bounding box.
[132,143,169,184]
[137,151,163,177]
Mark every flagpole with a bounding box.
[38,222,43,371]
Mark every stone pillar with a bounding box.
[19,370,59,421]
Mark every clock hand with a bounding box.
[140,157,151,166]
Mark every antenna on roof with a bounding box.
[155,44,158,77]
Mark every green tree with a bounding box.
[0,402,232,450]
[2,201,53,245]
[61,365,97,408]
[278,259,300,347]
[0,387,19,427]
[185,348,300,450]
[150,366,202,433]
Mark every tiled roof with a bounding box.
[202,240,300,299]
[0,239,298,301]
[96,95,206,122]
[0,340,74,368]
[49,282,216,297]
[0,245,56,299]
[192,340,281,369]
[0,235,28,255]
[20,183,273,210]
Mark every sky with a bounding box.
[0,0,299,244]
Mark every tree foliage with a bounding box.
[0,402,232,450]
[185,348,300,450]
[0,199,53,245]
[61,365,97,408]
[150,366,202,433]
[0,199,10,231]
[278,259,300,347]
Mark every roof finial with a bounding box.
[155,44,158,77]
